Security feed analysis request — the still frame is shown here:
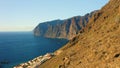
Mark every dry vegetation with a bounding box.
[39,0,120,68]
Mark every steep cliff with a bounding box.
[34,11,95,40]
[39,0,120,68]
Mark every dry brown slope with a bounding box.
[39,0,120,68]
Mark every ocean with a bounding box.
[0,32,68,68]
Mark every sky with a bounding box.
[0,0,109,32]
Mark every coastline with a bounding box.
[14,53,54,68]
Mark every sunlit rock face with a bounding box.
[38,0,120,68]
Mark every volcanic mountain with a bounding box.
[34,11,96,40]
[38,0,120,68]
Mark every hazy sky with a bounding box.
[0,0,109,31]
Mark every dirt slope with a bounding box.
[39,0,120,68]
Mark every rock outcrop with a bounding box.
[38,0,120,68]
[34,11,96,40]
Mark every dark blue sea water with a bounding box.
[0,32,68,68]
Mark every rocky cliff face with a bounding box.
[38,0,120,68]
[34,11,96,40]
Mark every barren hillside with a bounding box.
[39,0,120,68]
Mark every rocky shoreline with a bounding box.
[14,53,54,68]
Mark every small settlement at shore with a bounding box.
[14,53,54,68]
